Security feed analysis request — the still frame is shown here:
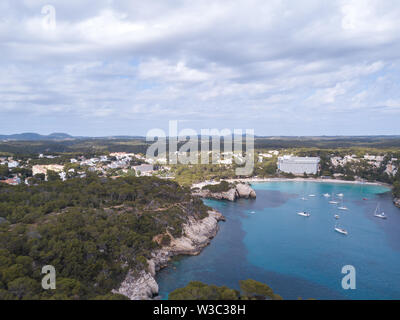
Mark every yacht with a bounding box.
[297,211,311,217]
[334,224,348,235]
[338,197,348,210]
[374,203,387,219]
[329,193,339,204]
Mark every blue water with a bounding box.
[156,181,400,299]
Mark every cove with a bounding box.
[156,181,400,300]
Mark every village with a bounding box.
[0,149,398,186]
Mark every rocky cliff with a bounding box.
[113,210,225,300]
[192,183,256,201]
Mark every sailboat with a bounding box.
[298,198,310,217]
[300,190,308,201]
[374,203,387,219]
[334,223,348,235]
[338,197,348,210]
[297,211,311,217]
[329,192,339,204]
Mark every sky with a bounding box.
[1,0,400,136]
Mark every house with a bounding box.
[132,164,154,176]
[32,164,64,178]
[277,155,320,175]
[7,160,19,168]
[1,176,21,185]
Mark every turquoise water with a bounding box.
[156,181,400,299]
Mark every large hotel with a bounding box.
[277,155,320,175]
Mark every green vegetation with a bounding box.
[202,181,234,193]
[394,181,400,198]
[0,175,210,299]
[168,279,282,300]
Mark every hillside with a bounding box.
[0,175,211,299]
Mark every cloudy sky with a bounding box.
[1,0,400,136]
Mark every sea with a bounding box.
[156,181,400,299]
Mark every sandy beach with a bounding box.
[226,177,392,188]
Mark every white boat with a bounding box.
[337,193,344,197]
[323,193,330,197]
[338,197,348,210]
[301,197,308,201]
[250,211,256,214]
[309,194,316,197]
[297,211,311,217]
[334,214,340,219]
[329,193,339,204]
[374,203,387,219]
[334,224,348,235]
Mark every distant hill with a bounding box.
[0,132,74,141]
[0,132,150,141]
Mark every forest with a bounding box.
[0,175,209,299]
[168,279,283,300]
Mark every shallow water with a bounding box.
[156,181,400,299]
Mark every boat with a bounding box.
[338,197,348,210]
[373,203,387,219]
[329,193,339,204]
[363,198,368,201]
[250,211,256,214]
[323,193,330,197]
[297,211,311,217]
[309,194,316,197]
[334,214,340,219]
[334,224,348,235]
[301,197,308,201]
[337,193,344,197]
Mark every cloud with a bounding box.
[0,0,400,135]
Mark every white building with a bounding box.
[277,155,320,175]
[132,164,154,176]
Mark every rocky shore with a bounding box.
[394,198,400,208]
[113,210,225,300]
[192,183,256,201]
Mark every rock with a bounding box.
[394,198,400,208]
[112,271,158,300]
[192,183,256,201]
[114,210,225,300]
[236,183,257,199]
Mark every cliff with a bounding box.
[192,182,256,201]
[113,210,225,300]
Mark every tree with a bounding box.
[0,165,9,178]
[169,281,239,300]
[47,170,61,182]
[393,181,400,198]
[239,279,282,300]
[7,277,40,299]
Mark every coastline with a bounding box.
[225,177,392,188]
[113,209,225,300]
